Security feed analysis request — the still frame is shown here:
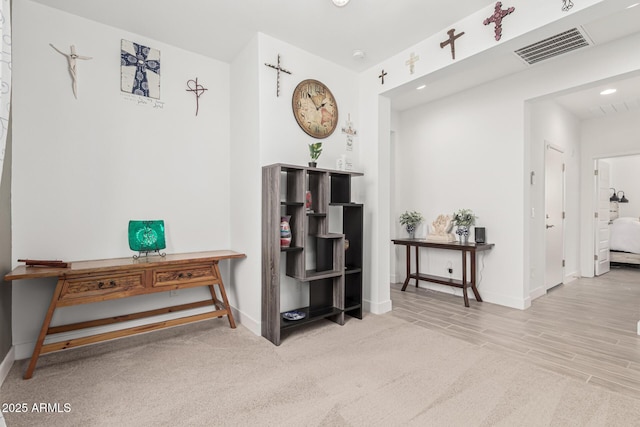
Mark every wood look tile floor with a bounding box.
[391,265,640,400]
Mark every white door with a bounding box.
[545,144,564,290]
[595,160,611,276]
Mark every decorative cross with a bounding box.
[440,29,465,60]
[264,54,292,97]
[121,42,161,98]
[405,52,420,75]
[379,69,388,85]
[186,78,208,116]
[561,0,574,11]
[50,44,92,99]
[483,2,515,41]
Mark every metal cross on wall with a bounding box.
[264,54,292,97]
[186,78,208,116]
[440,29,465,60]
[405,52,420,75]
[379,69,387,85]
[561,0,574,11]
[483,2,515,41]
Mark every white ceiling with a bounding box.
[30,0,640,117]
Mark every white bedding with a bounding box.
[610,217,640,254]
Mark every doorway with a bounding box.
[545,143,565,290]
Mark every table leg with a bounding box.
[212,262,236,329]
[24,279,65,379]
[470,251,483,302]
[462,250,469,307]
[401,245,411,291]
[415,246,420,287]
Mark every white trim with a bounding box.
[530,285,546,301]
[0,346,15,386]
[364,298,392,314]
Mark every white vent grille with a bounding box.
[514,28,592,65]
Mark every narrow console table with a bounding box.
[391,239,494,307]
[4,250,245,379]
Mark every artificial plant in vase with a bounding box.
[399,210,424,239]
[308,142,322,167]
[452,208,477,243]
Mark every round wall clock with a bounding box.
[292,79,338,139]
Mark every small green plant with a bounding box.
[399,211,424,228]
[309,142,323,162]
[452,209,477,227]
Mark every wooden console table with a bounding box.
[392,239,494,307]
[4,250,245,379]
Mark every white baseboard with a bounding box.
[529,285,546,301]
[564,271,579,284]
[637,320,640,336]
[230,306,260,336]
[0,346,15,386]
[364,298,392,314]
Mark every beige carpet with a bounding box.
[2,313,640,426]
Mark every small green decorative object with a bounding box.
[128,220,166,258]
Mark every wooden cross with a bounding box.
[483,2,515,41]
[264,54,292,97]
[561,0,574,11]
[405,52,420,75]
[440,29,465,60]
[379,69,387,85]
[50,44,92,99]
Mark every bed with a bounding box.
[610,217,640,265]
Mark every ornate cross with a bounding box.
[264,54,291,97]
[121,42,161,98]
[440,29,465,60]
[561,0,574,11]
[50,44,92,99]
[186,78,208,116]
[483,2,515,41]
[379,69,387,85]
[405,52,420,75]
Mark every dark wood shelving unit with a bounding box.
[262,163,364,345]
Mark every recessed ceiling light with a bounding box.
[352,50,365,60]
[332,0,350,6]
[627,3,639,8]
[416,85,426,90]
[600,88,617,95]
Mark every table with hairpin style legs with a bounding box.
[392,239,494,307]
[4,250,245,379]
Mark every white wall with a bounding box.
[607,155,640,218]
[12,1,232,358]
[580,110,640,276]
[230,33,361,334]
[390,32,640,309]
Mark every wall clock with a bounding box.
[292,79,338,139]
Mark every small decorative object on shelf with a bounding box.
[305,191,313,213]
[282,310,306,321]
[425,214,456,242]
[308,142,322,167]
[280,215,292,248]
[452,209,477,244]
[399,210,424,239]
[128,220,167,259]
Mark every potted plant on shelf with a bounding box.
[452,208,477,243]
[399,210,424,239]
[308,142,322,167]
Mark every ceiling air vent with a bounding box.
[514,27,592,65]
